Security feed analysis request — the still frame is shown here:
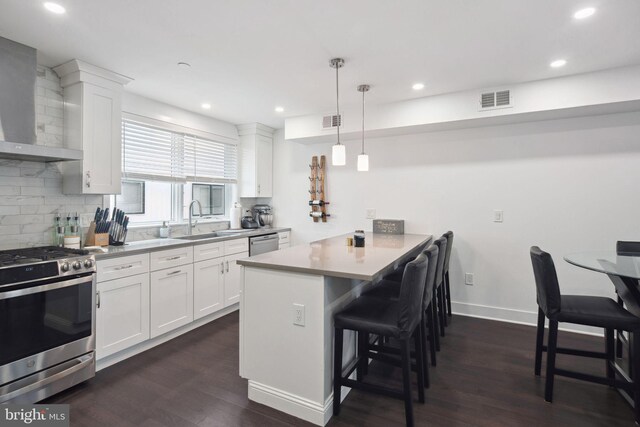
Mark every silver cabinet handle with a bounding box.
[220,262,224,274]
[166,256,181,261]
[96,291,100,308]
[226,261,229,273]
[86,170,91,188]
[257,184,260,195]
[115,264,133,271]
[167,270,182,276]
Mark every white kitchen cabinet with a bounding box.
[150,246,193,271]
[54,60,132,195]
[223,251,247,306]
[194,258,224,319]
[238,123,274,198]
[150,265,194,338]
[97,253,149,283]
[96,273,150,360]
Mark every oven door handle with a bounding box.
[0,353,94,404]
[0,276,94,300]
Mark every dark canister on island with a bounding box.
[354,230,365,247]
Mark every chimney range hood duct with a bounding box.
[0,37,82,162]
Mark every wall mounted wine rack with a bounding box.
[309,155,330,222]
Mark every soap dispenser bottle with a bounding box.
[159,221,170,238]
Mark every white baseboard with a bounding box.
[451,301,602,336]
[96,304,239,371]
[248,381,351,426]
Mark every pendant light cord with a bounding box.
[361,89,365,154]
[336,64,340,145]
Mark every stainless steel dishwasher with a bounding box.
[249,233,279,256]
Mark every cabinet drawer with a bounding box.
[278,231,290,245]
[194,241,224,262]
[150,246,193,271]
[224,238,249,255]
[97,254,149,282]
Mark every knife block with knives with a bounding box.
[86,207,130,247]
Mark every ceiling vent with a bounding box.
[479,90,512,111]
[322,114,342,129]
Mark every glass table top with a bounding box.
[564,251,640,280]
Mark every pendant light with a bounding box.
[330,58,345,166]
[357,84,370,172]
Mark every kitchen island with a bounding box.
[238,232,432,425]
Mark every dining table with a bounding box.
[564,250,640,406]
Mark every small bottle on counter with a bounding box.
[54,214,65,247]
[64,212,81,249]
[159,221,170,238]
[354,230,365,248]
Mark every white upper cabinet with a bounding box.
[238,123,274,198]
[53,60,132,195]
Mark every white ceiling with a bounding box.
[1,0,639,128]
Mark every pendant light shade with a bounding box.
[357,84,370,172]
[357,153,369,171]
[332,144,346,166]
[330,58,345,166]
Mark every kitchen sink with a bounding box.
[176,229,256,241]
[176,233,221,240]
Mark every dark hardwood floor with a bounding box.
[45,312,635,426]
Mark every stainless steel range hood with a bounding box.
[0,37,81,162]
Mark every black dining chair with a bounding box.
[364,244,440,368]
[334,253,429,427]
[531,246,640,423]
[442,231,454,319]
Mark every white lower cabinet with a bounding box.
[96,273,150,360]
[194,258,224,320]
[150,265,194,338]
[223,251,247,307]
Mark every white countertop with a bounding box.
[92,227,291,260]
[237,232,432,281]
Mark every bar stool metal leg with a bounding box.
[605,328,614,384]
[427,303,437,366]
[333,327,344,416]
[433,288,441,351]
[438,286,446,336]
[445,271,453,318]
[400,338,415,427]
[417,320,429,392]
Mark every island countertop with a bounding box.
[237,232,432,281]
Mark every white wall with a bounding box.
[272,111,640,331]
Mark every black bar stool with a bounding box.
[364,245,439,368]
[530,246,640,423]
[432,237,447,340]
[333,253,429,427]
[442,231,454,319]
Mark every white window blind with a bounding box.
[122,119,237,183]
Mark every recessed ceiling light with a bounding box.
[574,7,596,20]
[43,2,65,14]
[274,106,284,113]
[412,83,425,91]
[201,103,211,110]
[550,59,567,68]
[177,62,191,69]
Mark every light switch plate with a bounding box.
[366,209,376,219]
[465,273,474,285]
[493,210,504,223]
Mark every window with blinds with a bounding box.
[122,119,237,183]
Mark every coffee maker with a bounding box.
[253,204,273,228]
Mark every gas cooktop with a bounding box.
[0,246,88,267]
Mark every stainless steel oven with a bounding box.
[0,248,96,404]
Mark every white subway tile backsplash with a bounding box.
[0,66,105,249]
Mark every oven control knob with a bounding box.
[72,261,82,270]
[61,262,70,272]
[84,259,94,268]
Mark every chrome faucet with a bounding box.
[187,200,202,235]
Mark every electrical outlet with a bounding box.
[293,303,305,326]
[366,209,376,219]
[465,273,474,286]
[493,210,503,223]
